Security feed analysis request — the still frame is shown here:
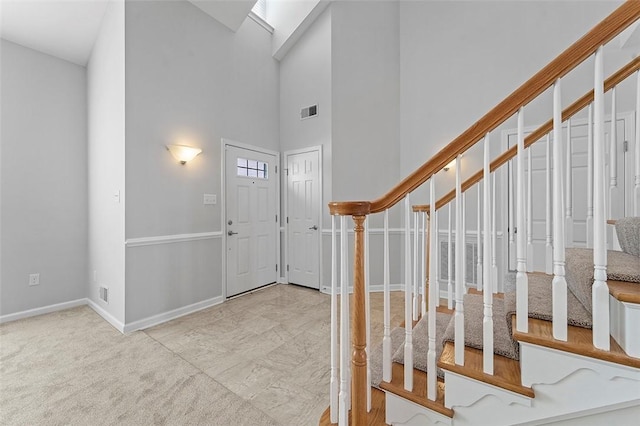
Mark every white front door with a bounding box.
[286,148,321,289]
[225,144,278,297]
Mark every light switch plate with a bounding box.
[203,194,216,205]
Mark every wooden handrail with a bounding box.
[328,1,640,217]
[434,55,640,210]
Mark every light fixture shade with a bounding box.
[167,144,202,164]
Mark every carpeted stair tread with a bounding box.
[441,293,519,360]
[370,312,451,388]
[504,272,593,336]
[565,248,640,314]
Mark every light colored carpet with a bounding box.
[0,284,332,426]
[442,294,519,360]
[565,248,640,314]
[370,311,452,387]
[504,272,593,335]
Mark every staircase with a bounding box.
[319,2,640,425]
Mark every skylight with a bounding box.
[252,0,267,22]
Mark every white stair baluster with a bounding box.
[483,133,494,374]
[509,160,516,271]
[447,203,453,310]
[565,118,574,248]
[428,178,437,400]
[330,216,338,423]
[435,208,441,307]
[545,134,553,274]
[516,107,529,333]
[609,86,618,220]
[552,79,568,341]
[404,195,414,390]
[455,155,465,365]
[527,144,534,272]
[593,46,610,350]
[477,183,483,291]
[382,209,392,383]
[491,172,498,292]
[364,219,371,412]
[462,192,467,292]
[421,210,427,316]
[413,210,419,322]
[587,104,594,248]
[338,216,349,426]
[635,70,640,216]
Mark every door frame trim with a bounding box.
[283,145,323,289]
[221,138,281,300]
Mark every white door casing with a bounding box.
[285,147,322,289]
[224,143,278,297]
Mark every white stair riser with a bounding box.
[610,296,640,358]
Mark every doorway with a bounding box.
[224,142,279,297]
[285,147,322,289]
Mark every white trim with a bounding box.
[0,298,87,324]
[321,283,405,294]
[322,228,405,235]
[87,299,125,333]
[125,231,222,247]
[322,228,504,237]
[122,296,224,334]
[284,146,323,289]
[248,11,274,33]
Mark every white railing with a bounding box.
[326,6,640,423]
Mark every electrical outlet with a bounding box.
[29,273,40,286]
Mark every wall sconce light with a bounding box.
[443,159,456,172]
[443,154,462,171]
[166,144,202,165]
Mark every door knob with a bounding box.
[228,231,238,236]
[309,225,318,230]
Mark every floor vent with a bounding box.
[99,286,109,304]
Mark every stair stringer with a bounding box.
[443,371,532,409]
[437,342,640,426]
[385,392,453,426]
[385,342,640,426]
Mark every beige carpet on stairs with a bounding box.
[370,312,452,387]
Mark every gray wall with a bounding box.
[87,0,126,326]
[280,5,332,226]
[123,0,279,324]
[0,40,88,316]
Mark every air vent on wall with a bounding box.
[301,104,318,120]
[100,286,109,304]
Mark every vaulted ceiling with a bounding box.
[0,0,256,66]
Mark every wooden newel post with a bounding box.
[351,214,367,425]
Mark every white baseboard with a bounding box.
[87,299,125,333]
[320,284,405,294]
[0,298,87,324]
[121,296,224,334]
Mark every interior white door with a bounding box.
[286,149,321,289]
[225,145,277,297]
[506,115,627,271]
